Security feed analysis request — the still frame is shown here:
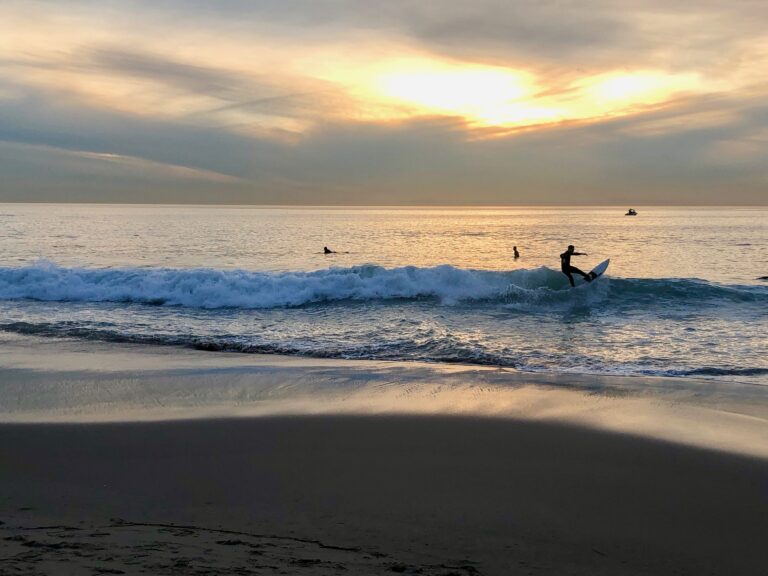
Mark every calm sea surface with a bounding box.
[0,204,766,384]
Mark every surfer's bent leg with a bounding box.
[564,271,576,287]
[569,266,589,279]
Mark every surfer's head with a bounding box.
[567,245,574,252]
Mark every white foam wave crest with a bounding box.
[0,261,567,309]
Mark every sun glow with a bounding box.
[371,64,571,129]
[364,63,703,132]
[377,67,529,114]
[0,0,707,140]
[588,72,701,105]
[316,51,705,133]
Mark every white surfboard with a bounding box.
[587,259,610,281]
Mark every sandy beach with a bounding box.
[1,335,767,575]
[3,0,768,570]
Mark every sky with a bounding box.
[0,0,766,205]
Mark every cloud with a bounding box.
[0,79,264,178]
[67,0,768,71]
[0,141,244,202]
[0,0,767,204]
[2,1,763,129]
[2,141,243,183]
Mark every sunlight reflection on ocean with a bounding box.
[0,204,765,384]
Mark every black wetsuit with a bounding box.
[560,250,590,287]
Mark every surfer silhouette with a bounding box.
[560,245,591,287]
[323,246,335,254]
[513,246,520,259]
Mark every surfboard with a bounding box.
[587,259,610,281]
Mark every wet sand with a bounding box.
[1,336,767,575]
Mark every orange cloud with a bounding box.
[0,1,760,142]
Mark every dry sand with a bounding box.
[1,336,767,575]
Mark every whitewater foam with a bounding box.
[0,261,551,309]
[0,261,765,310]
[0,261,766,384]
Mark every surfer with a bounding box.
[323,246,335,254]
[513,246,520,259]
[560,245,591,287]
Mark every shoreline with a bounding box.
[1,333,766,457]
[1,334,767,574]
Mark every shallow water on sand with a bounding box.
[0,204,766,384]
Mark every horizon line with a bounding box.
[0,201,765,208]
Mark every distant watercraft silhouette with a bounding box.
[625,208,637,216]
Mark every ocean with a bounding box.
[0,204,766,385]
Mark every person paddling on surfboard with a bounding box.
[560,245,591,287]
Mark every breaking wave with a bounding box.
[0,261,765,309]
